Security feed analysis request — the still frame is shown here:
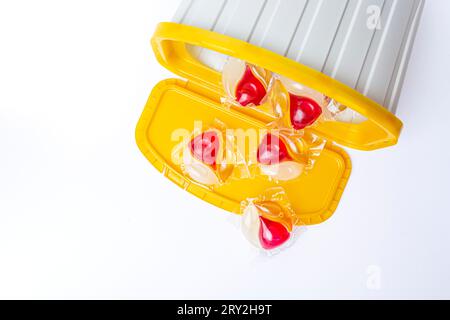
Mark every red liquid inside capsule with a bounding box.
[235,65,267,107]
[257,134,292,165]
[189,131,220,168]
[289,94,322,130]
[259,216,291,250]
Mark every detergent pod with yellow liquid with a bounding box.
[241,188,302,252]
[222,57,275,117]
[172,119,249,189]
[137,0,423,250]
[271,75,330,131]
[255,130,325,183]
[274,76,368,126]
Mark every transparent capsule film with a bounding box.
[173,120,245,189]
[324,96,368,124]
[240,187,303,253]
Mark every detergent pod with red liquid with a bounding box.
[175,121,240,188]
[222,58,274,112]
[272,75,331,131]
[255,130,326,183]
[241,188,301,252]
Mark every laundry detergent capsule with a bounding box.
[242,201,293,250]
[222,58,272,108]
[278,75,325,130]
[183,130,234,186]
[257,133,305,182]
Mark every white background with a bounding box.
[0,0,449,299]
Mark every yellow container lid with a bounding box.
[136,22,401,225]
[136,79,350,225]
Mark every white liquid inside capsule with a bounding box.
[183,145,220,186]
[278,75,326,105]
[260,161,305,181]
[242,203,262,249]
[222,58,247,100]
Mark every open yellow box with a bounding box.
[136,23,403,225]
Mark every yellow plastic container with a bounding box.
[136,22,403,225]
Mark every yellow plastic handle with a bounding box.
[151,22,403,151]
